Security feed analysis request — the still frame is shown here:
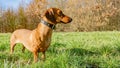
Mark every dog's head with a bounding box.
[43,8,72,24]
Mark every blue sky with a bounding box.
[0,0,31,10]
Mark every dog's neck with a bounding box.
[41,20,55,29]
[36,17,56,38]
[36,19,53,38]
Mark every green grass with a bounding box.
[0,32,120,68]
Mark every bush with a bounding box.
[0,0,120,32]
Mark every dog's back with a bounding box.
[10,29,33,51]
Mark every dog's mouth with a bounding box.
[60,18,72,24]
[60,21,66,23]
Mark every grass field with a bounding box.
[0,32,120,68]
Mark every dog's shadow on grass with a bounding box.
[48,43,100,68]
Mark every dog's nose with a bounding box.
[69,18,72,22]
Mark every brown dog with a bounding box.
[10,8,72,62]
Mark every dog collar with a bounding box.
[41,20,56,29]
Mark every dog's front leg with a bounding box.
[33,51,38,63]
[41,51,45,61]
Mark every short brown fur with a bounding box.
[10,8,72,62]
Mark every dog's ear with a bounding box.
[45,9,55,22]
[48,8,54,15]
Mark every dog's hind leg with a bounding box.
[10,42,16,54]
[22,46,25,53]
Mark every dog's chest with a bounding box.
[38,35,51,52]
[44,36,51,46]
[39,31,52,51]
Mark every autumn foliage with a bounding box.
[0,0,120,32]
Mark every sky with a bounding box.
[0,0,31,10]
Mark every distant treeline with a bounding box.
[0,0,120,32]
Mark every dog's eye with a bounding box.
[58,11,64,16]
[59,11,62,14]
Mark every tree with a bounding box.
[25,0,47,29]
[2,8,17,32]
[17,5,27,29]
